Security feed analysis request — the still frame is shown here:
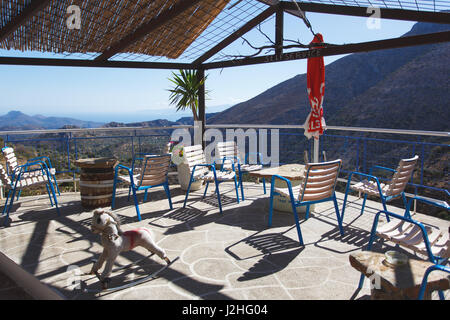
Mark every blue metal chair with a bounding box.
[341,155,419,222]
[216,141,266,201]
[418,264,450,300]
[2,146,61,199]
[1,162,60,226]
[267,159,344,245]
[182,144,240,215]
[111,154,173,221]
[358,196,449,299]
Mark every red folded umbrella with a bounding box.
[304,33,326,140]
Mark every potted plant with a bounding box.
[168,70,208,190]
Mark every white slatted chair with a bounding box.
[183,144,240,214]
[341,155,419,221]
[358,196,449,297]
[216,141,265,201]
[2,147,60,197]
[112,154,173,221]
[1,162,60,226]
[268,159,344,245]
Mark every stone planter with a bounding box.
[177,163,203,191]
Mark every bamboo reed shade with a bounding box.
[0,0,230,59]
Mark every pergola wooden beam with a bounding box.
[95,0,203,61]
[203,30,450,69]
[0,0,51,42]
[275,4,284,56]
[279,1,450,24]
[192,6,277,66]
[0,56,194,69]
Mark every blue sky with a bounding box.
[0,11,414,123]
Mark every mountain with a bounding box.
[209,22,450,132]
[0,111,104,130]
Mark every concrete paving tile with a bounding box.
[181,241,228,264]
[1,184,448,300]
[191,258,237,283]
[276,266,330,289]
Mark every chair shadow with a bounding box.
[225,230,304,281]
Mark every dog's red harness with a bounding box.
[123,228,151,250]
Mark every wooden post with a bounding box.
[198,68,206,149]
[275,5,284,56]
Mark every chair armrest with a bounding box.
[218,156,239,172]
[270,174,295,196]
[15,161,50,180]
[347,171,381,184]
[346,171,384,194]
[369,165,396,175]
[408,196,449,211]
[27,156,53,169]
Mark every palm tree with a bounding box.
[167,69,208,122]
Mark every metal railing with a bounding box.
[0,124,448,205]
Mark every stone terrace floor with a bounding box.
[0,182,448,300]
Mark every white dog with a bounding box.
[89,208,170,288]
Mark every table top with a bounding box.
[74,157,118,168]
[248,164,305,181]
[349,251,450,291]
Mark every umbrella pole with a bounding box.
[313,137,320,163]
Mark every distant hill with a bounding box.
[209,22,450,132]
[0,111,103,130]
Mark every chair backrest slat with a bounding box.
[0,164,11,186]
[386,155,418,196]
[183,145,209,177]
[138,154,171,187]
[184,145,206,163]
[216,141,238,166]
[2,147,18,175]
[300,159,341,202]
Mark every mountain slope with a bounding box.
[209,22,450,131]
[0,111,103,130]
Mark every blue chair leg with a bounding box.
[262,178,266,194]
[305,204,310,220]
[5,188,17,225]
[203,182,209,198]
[163,183,173,210]
[290,200,304,246]
[131,187,142,221]
[52,175,61,196]
[214,179,223,214]
[144,189,149,202]
[2,189,12,216]
[233,176,240,204]
[16,189,21,201]
[341,181,352,221]
[239,173,244,201]
[381,198,390,222]
[183,174,195,208]
[360,194,367,215]
[45,184,54,207]
[127,185,131,202]
[268,183,276,227]
[358,273,365,290]
[401,193,408,208]
[48,182,60,216]
[333,196,344,236]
